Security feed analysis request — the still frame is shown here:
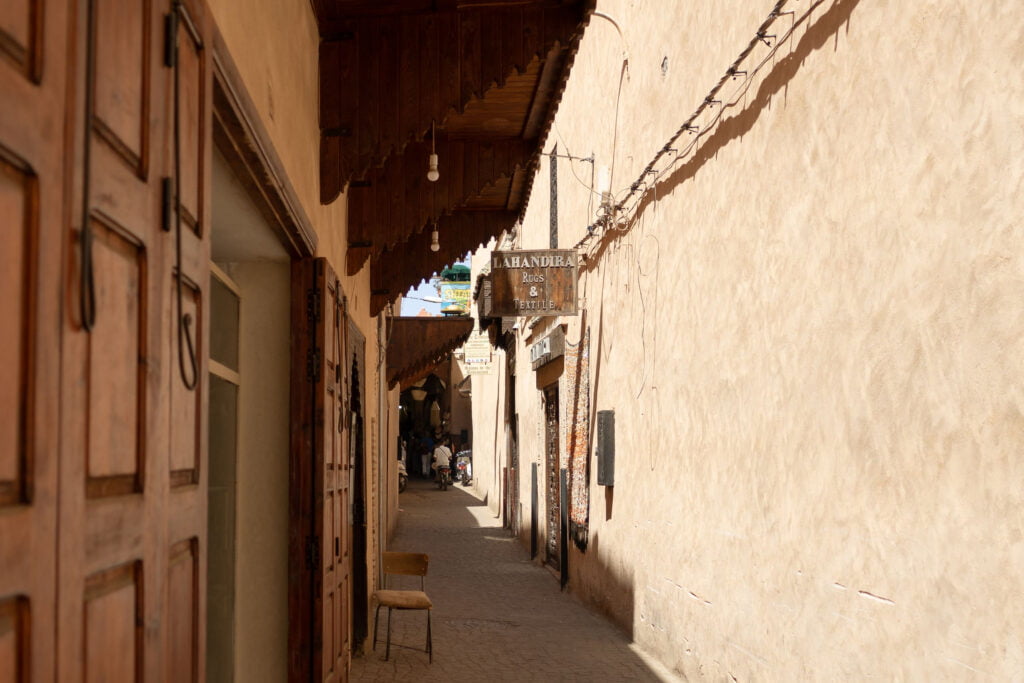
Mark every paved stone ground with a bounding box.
[350,477,680,682]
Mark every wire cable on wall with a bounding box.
[574,0,828,252]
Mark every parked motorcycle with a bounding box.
[437,466,452,491]
[454,450,472,485]
[397,460,408,493]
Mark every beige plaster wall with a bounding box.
[469,243,513,518]
[474,0,1024,678]
[229,261,291,683]
[206,0,391,647]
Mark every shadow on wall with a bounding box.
[582,0,864,272]
[570,527,638,638]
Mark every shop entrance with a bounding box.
[543,384,561,572]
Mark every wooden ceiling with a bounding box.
[314,0,594,315]
[386,317,475,388]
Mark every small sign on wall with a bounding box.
[530,327,565,370]
[489,250,578,317]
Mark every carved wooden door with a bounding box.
[0,1,68,679]
[291,257,351,682]
[56,0,211,680]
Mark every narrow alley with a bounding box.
[2,1,1021,680]
[351,478,678,682]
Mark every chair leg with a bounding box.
[385,607,392,661]
[427,609,432,663]
[372,604,382,651]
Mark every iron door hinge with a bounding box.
[306,536,319,571]
[307,287,321,324]
[164,11,178,68]
[306,348,321,383]
[161,177,173,232]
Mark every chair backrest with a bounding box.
[382,551,429,578]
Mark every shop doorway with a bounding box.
[207,147,292,681]
[347,325,368,651]
[543,384,561,572]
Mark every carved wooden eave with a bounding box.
[314,0,594,316]
[386,316,474,388]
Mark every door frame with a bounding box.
[208,22,321,681]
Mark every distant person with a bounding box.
[419,433,435,477]
[432,437,452,479]
[419,442,430,478]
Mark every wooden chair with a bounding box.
[372,551,433,662]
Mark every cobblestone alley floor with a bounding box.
[350,477,680,682]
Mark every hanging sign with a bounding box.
[489,249,578,317]
[439,281,471,315]
[462,331,493,375]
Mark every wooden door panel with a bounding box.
[85,216,146,497]
[0,0,41,82]
[176,21,205,233]
[166,538,199,683]
[93,0,151,176]
[0,150,35,506]
[83,561,143,683]
[0,0,65,679]
[0,597,28,682]
[170,276,202,485]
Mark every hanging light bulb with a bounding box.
[427,153,439,182]
[430,225,440,252]
[427,121,440,182]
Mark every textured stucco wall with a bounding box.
[473,0,1024,678]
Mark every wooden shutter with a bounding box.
[290,257,352,683]
[0,1,67,680]
[55,0,212,680]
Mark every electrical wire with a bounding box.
[574,0,828,251]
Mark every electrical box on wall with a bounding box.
[596,410,615,486]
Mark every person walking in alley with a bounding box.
[419,433,434,477]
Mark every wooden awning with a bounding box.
[386,316,474,388]
[313,0,594,315]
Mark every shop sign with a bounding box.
[477,276,493,318]
[440,281,471,315]
[489,249,578,317]
[462,331,493,375]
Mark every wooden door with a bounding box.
[0,1,68,680]
[290,257,352,683]
[56,0,212,680]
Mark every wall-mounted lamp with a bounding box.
[427,121,440,182]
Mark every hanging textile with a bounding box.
[564,328,591,551]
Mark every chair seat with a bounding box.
[374,589,433,610]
